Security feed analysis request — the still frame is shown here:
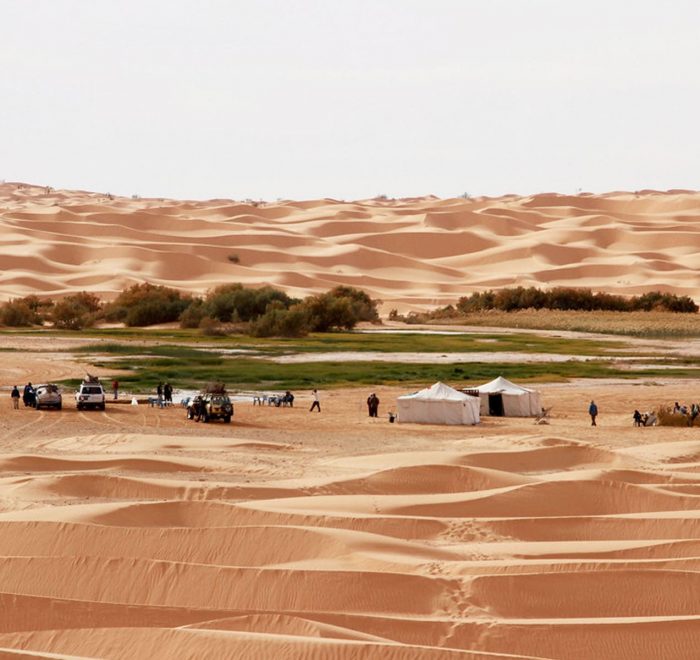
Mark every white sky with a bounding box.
[2,0,698,201]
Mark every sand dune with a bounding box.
[0,378,699,658]
[1,183,699,306]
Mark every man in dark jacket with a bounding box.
[367,393,380,417]
[23,382,35,407]
[589,400,598,426]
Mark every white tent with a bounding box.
[397,382,480,425]
[474,376,542,417]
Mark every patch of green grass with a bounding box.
[74,343,218,359]
[67,352,700,392]
[69,330,635,359]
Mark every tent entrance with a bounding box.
[488,394,504,416]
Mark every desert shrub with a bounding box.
[0,295,52,326]
[52,292,101,330]
[204,284,295,323]
[329,286,380,323]
[632,291,698,313]
[249,302,310,337]
[456,287,697,314]
[302,294,357,331]
[302,286,380,331]
[104,283,192,326]
[656,405,694,427]
[457,290,497,313]
[0,300,41,326]
[198,316,227,336]
[179,299,206,328]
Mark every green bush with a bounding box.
[249,302,310,337]
[179,299,206,328]
[456,287,698,314]
[204,283,295,322]
[104,283,192,326]
[198,316,227,336]
[52,292,101,330]
[0,297,45,326]
[302,285,380,331]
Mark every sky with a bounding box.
[2,0,699,201]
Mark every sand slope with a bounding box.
[2,183,699,307]
[1,380,699,658]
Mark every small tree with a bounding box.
[52,292,101,330]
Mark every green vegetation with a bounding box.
[419,310,700,338]
[71,329,631,357]
[0,283,380,337]
[60,330,699,392]
[52,292,102,330]
[104,283,192,327]
[0,295,45,326]
[456,286,698,314]
[74,352,700,392]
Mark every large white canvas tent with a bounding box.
[397,382,480,425]
[474,376,542,417]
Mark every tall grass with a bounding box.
[430,310,700,338]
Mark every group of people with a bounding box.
[367,392,380,417]
[9,384,32,409]
[632,409,657,427]
[12,383,36,408]
[265,391,295,407]
[672,401,700,426]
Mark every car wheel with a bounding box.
[224,415,231,423]
[99,403,105,411]
[57,403,62,410]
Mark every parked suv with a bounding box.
[202,393,233,423]
[75,380,106,410]
[34,384,62,410]
[187,392,233,423]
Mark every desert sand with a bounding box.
[1,347,699,658]
[2,182,700,657]
[1,183,699,309]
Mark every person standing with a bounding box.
[11,385,20,409]
[164,382,173,406]
[157,382,164,408]
[23,382,34,407]
[367,392,379,417]
[309,389,321,412]
[589,400,598,426]
[633,409,642,427]
[112,380,119,400]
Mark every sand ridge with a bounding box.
[0,377,699,658]
[2,183,699,308]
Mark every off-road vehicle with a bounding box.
[200,392,233,423]
[76,376,106,410]
[34,384,62,410]
[186,384,233,423]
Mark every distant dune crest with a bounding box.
[2,182,698,308]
